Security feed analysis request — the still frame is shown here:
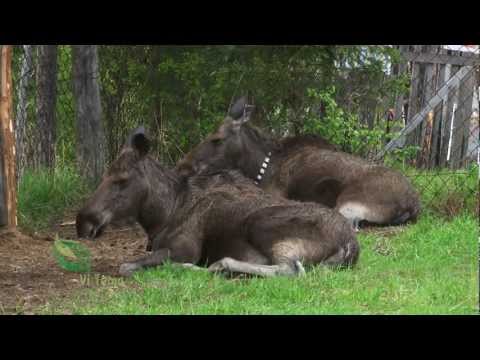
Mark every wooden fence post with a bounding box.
[0,45,17,229]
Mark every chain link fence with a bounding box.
[10,45,480,213]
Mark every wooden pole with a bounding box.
[418,110,434,168]
[0,45,17,228]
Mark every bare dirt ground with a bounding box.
[0,215,148,315]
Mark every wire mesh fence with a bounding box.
[8,45,480,211]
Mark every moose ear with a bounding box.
[229,96,248,120]
[227,96,254,131]
[128,126,151,156]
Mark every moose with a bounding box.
[76,127,359,277]
[177,97,421,230]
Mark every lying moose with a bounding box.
[177,97,421,230]
[76,127,359,277]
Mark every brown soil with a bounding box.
[0,218,148,315]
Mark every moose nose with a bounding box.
[76,210,103,239]
[76,208,111,240]
[177,163,195,177]
[76,212,94,239]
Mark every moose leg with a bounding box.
[350,217,362,232]
[119,239,201,277]
[176,263,206,271]
[335,177,417,226]
[208,257,306,278]
[119,248,171,277]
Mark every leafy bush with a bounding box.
[302,87,395,157]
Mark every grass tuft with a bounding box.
[17,165,91,230]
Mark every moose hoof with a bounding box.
[351,218,361,233]
[208,258,233,274]
[119,262,140,277]
[293,260,306,276]
[179,263,205,271]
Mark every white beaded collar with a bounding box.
[253,152,272,185]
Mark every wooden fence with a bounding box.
[379,45,479,169]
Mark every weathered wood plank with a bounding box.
[438,63,452,166]
[415,51,439,165]
[401,51,480,66]
[418,111,434,168]
[451,67,476,168]
[405,45,424,149]
[440,84,459,167]
[393,45,409,129]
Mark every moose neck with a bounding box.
[238,125,277,182]
[137,156,183,239]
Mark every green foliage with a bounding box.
[302,87,395,156]
[384,145,422,167]
[95,45,406,165]
[10,45,421,169]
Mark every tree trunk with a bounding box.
[15,45,34,180]
[35,45,58,170]
[72,45,105,184]
[0,45,17,228]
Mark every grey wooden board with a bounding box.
[452,67,476,167]
[401,51,480,66]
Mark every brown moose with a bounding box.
[76,127,360,277]
[177,97,421,230]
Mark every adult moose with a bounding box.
[177,97,421,229]
[76,127,359,277]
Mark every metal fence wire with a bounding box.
[10,45,480,209]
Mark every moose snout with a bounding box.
[76,209,110,240]
[176,162,196,177]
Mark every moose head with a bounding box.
[176,96,272,179]
[76,127,154,239]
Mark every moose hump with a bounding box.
[279,134,339,154]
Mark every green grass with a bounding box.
[42,212,478,315]
[17,165,91,230]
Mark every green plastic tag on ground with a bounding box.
[52,237,92,273]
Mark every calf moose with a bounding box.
[177,97,421,229]
[76,127,359,277]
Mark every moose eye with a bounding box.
[113,173,129,186]
[211,138,223,145]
